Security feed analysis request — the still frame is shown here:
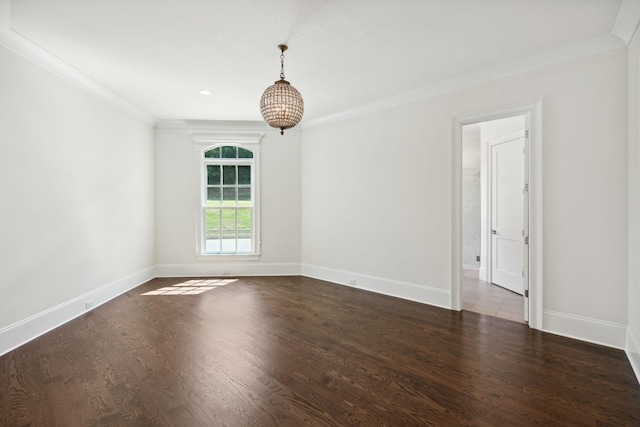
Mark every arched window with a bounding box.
[201,144,258,255]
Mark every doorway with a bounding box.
[452,101,542,330]
[461,116,526,323]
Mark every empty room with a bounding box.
[2,0,640,425]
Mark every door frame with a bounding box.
[451,101,543,330]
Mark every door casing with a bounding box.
[451,101,542,330]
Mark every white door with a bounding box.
[490,136,524,295]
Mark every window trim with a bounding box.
[191,131,263,260]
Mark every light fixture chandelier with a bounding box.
[260,44,304,135]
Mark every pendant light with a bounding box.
[260,44,304,135]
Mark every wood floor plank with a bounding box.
[1,275,639,426]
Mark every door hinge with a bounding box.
[524,289,529,298]
[522,270,524,277]
[476,255,480,262]
[525,130,529,138]
[525,183,529,191]
[525,236,529,244]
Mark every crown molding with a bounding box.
[302,34,624,130]
[0,28,156,125]
[612,0,640,46]
[155,119,272,131]
[190,130,264,145]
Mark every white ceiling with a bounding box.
[4,0,628,122]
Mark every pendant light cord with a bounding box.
[280,48,286,80]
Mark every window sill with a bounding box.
[196,253,261,262]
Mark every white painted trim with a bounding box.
[626,329,640,383]
[0,29,155,125]
[612,0,640,46]
[196,254,261,262]
[190,131,264,144]
[155,263,301,277]
[451,119,463,311]
[0,266,156,357]
[451,101,543,331]
[301,264,450,309]
[302,35,623,130]
[462,264,479,271]
[156,120,275,131]
[543,310,627,349]
[529,103,544,330]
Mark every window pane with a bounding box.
[222,188,237,206]
[222,230,237,239]
[204,147,220,158]
[222,146,237,158]
[237,230,252,239]
[207,165,221,185]
[238,166,251,185]
[237,208,252,230]
[238,187,251,206]
[221,231,237,253]
[223,165,236,185]
[221,209,237,230]
[207,188,221,206]
[205,209,221,230]
[237,233,252,252]
[205,238,221,253]
[238,148,253,158]
[206,229,220,239]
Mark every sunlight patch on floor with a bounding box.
[141,278,238,296]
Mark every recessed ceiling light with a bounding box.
[199,89,212,96]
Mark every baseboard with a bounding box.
[155,262,301,277]
[0,266,156,357]
[301,263,450,309]
[543,310,627,349]
[3,262,634,370]
[462,264,480,271]
[626,329,640,385]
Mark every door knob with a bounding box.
[492,230,497,234]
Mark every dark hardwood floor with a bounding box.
[1,276,639,426]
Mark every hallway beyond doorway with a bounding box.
[462,269,525,323]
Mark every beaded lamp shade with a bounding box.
[260,45,304,135]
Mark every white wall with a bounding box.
[627,27,640,378]
[0,43,155,353]
[154,122,301,276]
[302,49,629,345]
